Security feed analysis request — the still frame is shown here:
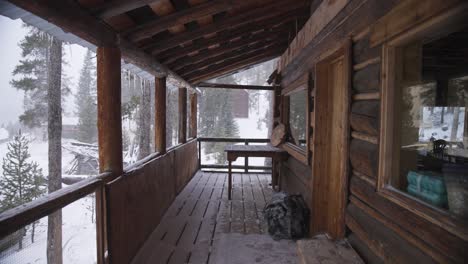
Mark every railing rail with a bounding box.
[0,171,113,239]
[197,137,272,173]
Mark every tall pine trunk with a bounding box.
[451,107,460,141]
[47,37,63,264]
[138,79,151,159]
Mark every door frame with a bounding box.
[310,39,352,238]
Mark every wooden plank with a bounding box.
[155,76,167,154]
[125,0,234,42]
[369,0,463,47]
[350,176,468,262]
[350,138,379,179]
[197,83,275,91]
[353,57,381,71]
[278,0,349,70]
[178,87,187,144]
[146,0,307,54]
[352,92,380,100]
[353,63,380,92]
[351,131,378,145]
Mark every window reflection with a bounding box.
[393,27,468,218]
[288,89,307,149]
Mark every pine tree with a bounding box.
[0,130,45,249]
[76,49,97,143]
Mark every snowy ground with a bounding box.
[419,107,465,142]
[0,136,97,264]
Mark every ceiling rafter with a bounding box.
[157,10,307,62]
[143,0,308,54]
[188,49,282,84]
[169,29,289,71]
[180,40,287,78]
[123,0,236,42]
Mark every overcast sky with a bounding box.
[0,15,87,126]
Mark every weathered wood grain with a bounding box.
[349,139,379,178]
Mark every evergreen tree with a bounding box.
[76,49,97,143]
[0,130,45,249]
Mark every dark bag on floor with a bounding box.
[263,192,309,240]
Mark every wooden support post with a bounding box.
[155,76,167,154]
[189,93,197,138]
[244,140,249,173]
[97,46,123,264]
[179,87,187,144]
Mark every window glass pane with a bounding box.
[392,26,468,218]
[166,85,179,148]
[288,90,307,149]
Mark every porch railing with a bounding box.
[197,137,272,173]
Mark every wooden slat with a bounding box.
[0,173,110,238]
[146,0,308,54]
[125,0,234,42]
[197,83,275,91]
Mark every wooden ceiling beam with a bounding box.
[168,28,290,71]
[144,0,308,54]
[180,41,287,78]
[188,49,282,84]
[157,10,307,62]
[123,0,235,42]
[197,83,276,90]
[7,0,195,90]
[92,0,162,19]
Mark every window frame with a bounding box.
[281,73,310,165]
[378,9,468,236]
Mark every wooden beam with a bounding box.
[97,46,123,175]
[7,0,195,90]
[155,76,167,154]
[197,83,275,90]
[93,0,162,19]
[179,40,287,77]
[188,48,283,84]
[124,0,234,42]
[145,0,308,54]
[189,93,197,138]
[178,87,187,144]
[168,30,289,71]
[157,10,307,61]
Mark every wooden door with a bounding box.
[311,41,351,239]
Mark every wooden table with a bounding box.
[225,145,287,200]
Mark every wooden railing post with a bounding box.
[244,140,249,173]
[190,93,197,138]
[155,76,167,154]
[178,87,187,144]
[97,46,123,264]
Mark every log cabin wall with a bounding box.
[105,139,198,264]
[278,0,468,263]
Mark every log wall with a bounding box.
[278,0,468,262]
[105,139,198,264]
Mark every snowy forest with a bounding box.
[0,19,276,263]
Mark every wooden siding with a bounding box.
[106,139,198,264]
[277,0,468,263]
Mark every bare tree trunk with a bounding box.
[47,36,63,264]
[451,107,460,141]
[32,222,36,243]
[138,79,151,159]
[464,107,468,149]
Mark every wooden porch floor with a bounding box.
[132,170,287,264]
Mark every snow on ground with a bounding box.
[0,128,8,141]
[419,107,465,142]
[0,136,96,264]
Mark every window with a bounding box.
[380,20,468,220]
[281,74,310,164]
